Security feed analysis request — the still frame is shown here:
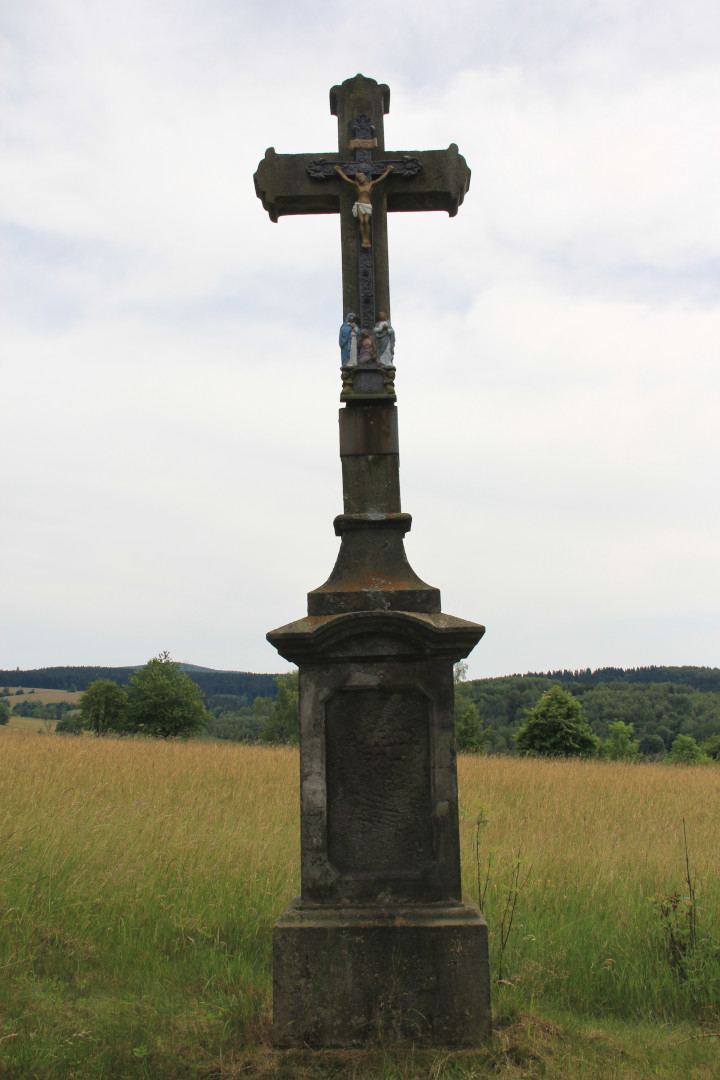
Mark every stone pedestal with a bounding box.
[267,389,490,1047]
[273,899,489,1047]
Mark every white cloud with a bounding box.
[1,0,718,675]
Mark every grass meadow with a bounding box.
[0,730,718,1079]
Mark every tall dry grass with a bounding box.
[0,733,299,1076]
[458,755,720,1020]
[0,732,718,1077]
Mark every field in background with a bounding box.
[2,687,81,733]
[1,687,82,705]
[0,731,718,1079]
[5,715,58,733]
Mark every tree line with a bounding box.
[454,665,720,761]
[522,665,720,691]
[54,653,299,744]
[0,665,278,699]
[13,659,720,761]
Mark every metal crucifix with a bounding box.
[253,74,471,335]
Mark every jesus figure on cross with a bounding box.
[333,163,394,248]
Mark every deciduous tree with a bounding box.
[78,679,127,735]
[638,733,666,759]
[456,702,489,753]
[668,734,708,765]
[515,685,598,758]
[125,652,208,739]
[600,720,639,761]
[261,671,299,744]
[701,733,720,760]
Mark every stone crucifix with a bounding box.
[254,73,471,334]
[255,75,489,1050]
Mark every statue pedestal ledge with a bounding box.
[273,897,490,1047]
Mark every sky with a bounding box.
[2,0,719,679]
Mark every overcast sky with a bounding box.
[2,0,718,679]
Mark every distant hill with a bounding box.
[3,663,718,712]
[462,665,720,753]
[0,665,280,700]
[521,665,720,692]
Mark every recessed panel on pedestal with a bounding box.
[325,688,432,876]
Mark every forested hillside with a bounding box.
[4,664,719,755]
[0,665,278,700]
[459,666,720,753]
[524,665,720,691]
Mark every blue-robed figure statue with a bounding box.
[339,312,358,367]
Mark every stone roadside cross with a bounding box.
[255,74,490,1049]
[254,73,471,332]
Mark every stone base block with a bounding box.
[273,897,491,1047]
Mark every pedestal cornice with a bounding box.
[267,608,485,665]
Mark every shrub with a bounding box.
[515,685,598,758]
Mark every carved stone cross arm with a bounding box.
[254,149,342,222]
[253,75,471,327]
[382,144,470,216]
[254,144,470,221]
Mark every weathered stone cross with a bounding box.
[256,75,489,1049]
[254,73,471,332]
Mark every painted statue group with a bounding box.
[339,312,395,369]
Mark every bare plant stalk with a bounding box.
[480,854,492,914]
[498,848,532,983]
[474,804,490,914]
[683,817,697,950]
[670,1032,720,1046]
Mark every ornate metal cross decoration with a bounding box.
[254,74,471,334]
